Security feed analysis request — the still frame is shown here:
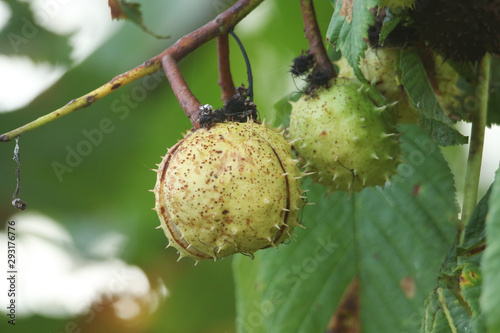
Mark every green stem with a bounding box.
[460,53,491,233]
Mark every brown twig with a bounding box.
[0,0,264,142]
[162,55,202,128]
[0,61,158,142]
[217,33,237,101]
[300,0,335,78]
[156,0,263,63]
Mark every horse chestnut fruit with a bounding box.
[289,78,400,192]
[153,121,304,262]
[335,47,418,124]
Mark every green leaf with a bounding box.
[481,165,500,332]
[421,287,454,333]
[421,182,491,333]
[271,92,302,128]
[326,0,381,82]
[457,188,491,256]
[437,285,474,332]
[233,255,265,333]
[419,115,468,147]
[234,187,356,333]
[0,0,72,64]
[422,256,485,333]
[234,125,459,333]
[423,184,492,333]
[400,49,467,146]
[379,11,401,46]
[400,49,453,126]
[108,0,170,39]
[458,257,483,322]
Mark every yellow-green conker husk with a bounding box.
[335,47,418,124]
[153,121,304,262]
[289,78,401,192]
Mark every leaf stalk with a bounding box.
[460,53,491,235]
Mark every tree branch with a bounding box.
[162,55,202,128]
[0,62,158,142]
[0,0,264,142]
[300,0,335,78]
[217,34,237,101]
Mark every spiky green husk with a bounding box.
[289,78,400,192]
[335,47,419,124]
[154,121,304,262]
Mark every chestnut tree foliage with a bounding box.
[0,0,499,332]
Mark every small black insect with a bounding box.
[306,69,331,87]
[367,23,382,48]
[198,86,258,129]
[223,86,258,123]
[290,53,315,77]
[367,7,385,47]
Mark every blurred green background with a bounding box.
[0,0,334,332]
